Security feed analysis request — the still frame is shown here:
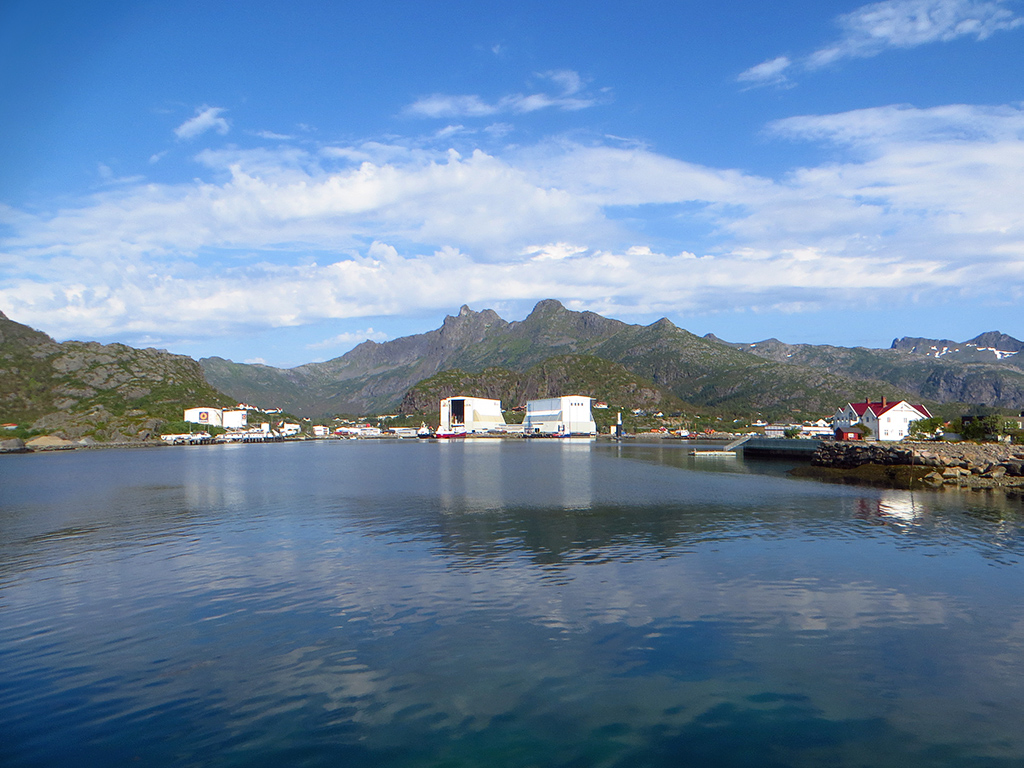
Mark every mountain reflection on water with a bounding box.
[1,439,1023,767]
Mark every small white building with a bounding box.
[833,399,932,441]
[439,396,506,435]
[524,396,597,436]
[184,407,223,427]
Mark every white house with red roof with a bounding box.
[833,398,932,441]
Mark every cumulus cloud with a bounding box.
[404,70,600,118]
[740,0,1024,87]
[175,106,231,139]
[3,103,1024,344]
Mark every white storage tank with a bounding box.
[183,407,223,427]
[221,409,248,429]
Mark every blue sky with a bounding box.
[2,0,1023,367]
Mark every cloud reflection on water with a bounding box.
[2,441,1024,764]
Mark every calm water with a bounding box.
[2,439,1024,767]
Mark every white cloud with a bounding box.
[737,56,793,88]
[175,106,231,139]
[404,70,600,118]
[252,129,294,140]
[740,0,1024,86]
[812,0,1024,65]
[405,94,498,119]
[3,103,1024,344]
[307,328,390,350]
[96,163,144,186]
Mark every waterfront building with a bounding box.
[184,407,223,427]
[833,399,932,441]
[524,396,597,436]
[439,397,506,435]
[222,409,248,429]
[184,407,248,429]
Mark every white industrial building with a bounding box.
[184,407,223,427]
[524,396,597,436]
[183,407,248,430]
[222,409,248,429]
[439,396,506,436]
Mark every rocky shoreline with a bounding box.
[0,436,166,454]
[809,440,1024,491]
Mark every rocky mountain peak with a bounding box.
[967,331,1024,352]
[526,299,567,318]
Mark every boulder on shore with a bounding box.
[0,438,28,453]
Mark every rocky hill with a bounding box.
[203,300,918,418]
[0,310,234,441]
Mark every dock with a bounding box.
[738,437,822,458]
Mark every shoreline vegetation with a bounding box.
[4,432,1023,496]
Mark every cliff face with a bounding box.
[0,311,232,441]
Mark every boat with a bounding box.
[689,449,736,457]
[417,423,432,439]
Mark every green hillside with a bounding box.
[1,310,234,441]
[399,354,687,417]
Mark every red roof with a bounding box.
[847,401,931,419]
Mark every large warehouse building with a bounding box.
[524,396,597,436]
[438,397,506,436]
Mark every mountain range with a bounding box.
[199,300,1024,418]
[5,301,1024,441]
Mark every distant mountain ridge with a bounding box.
[890,332,1024,363]
[720,330,1024,409]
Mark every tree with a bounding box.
[909,416,944,437]
[961,414,1002,442]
